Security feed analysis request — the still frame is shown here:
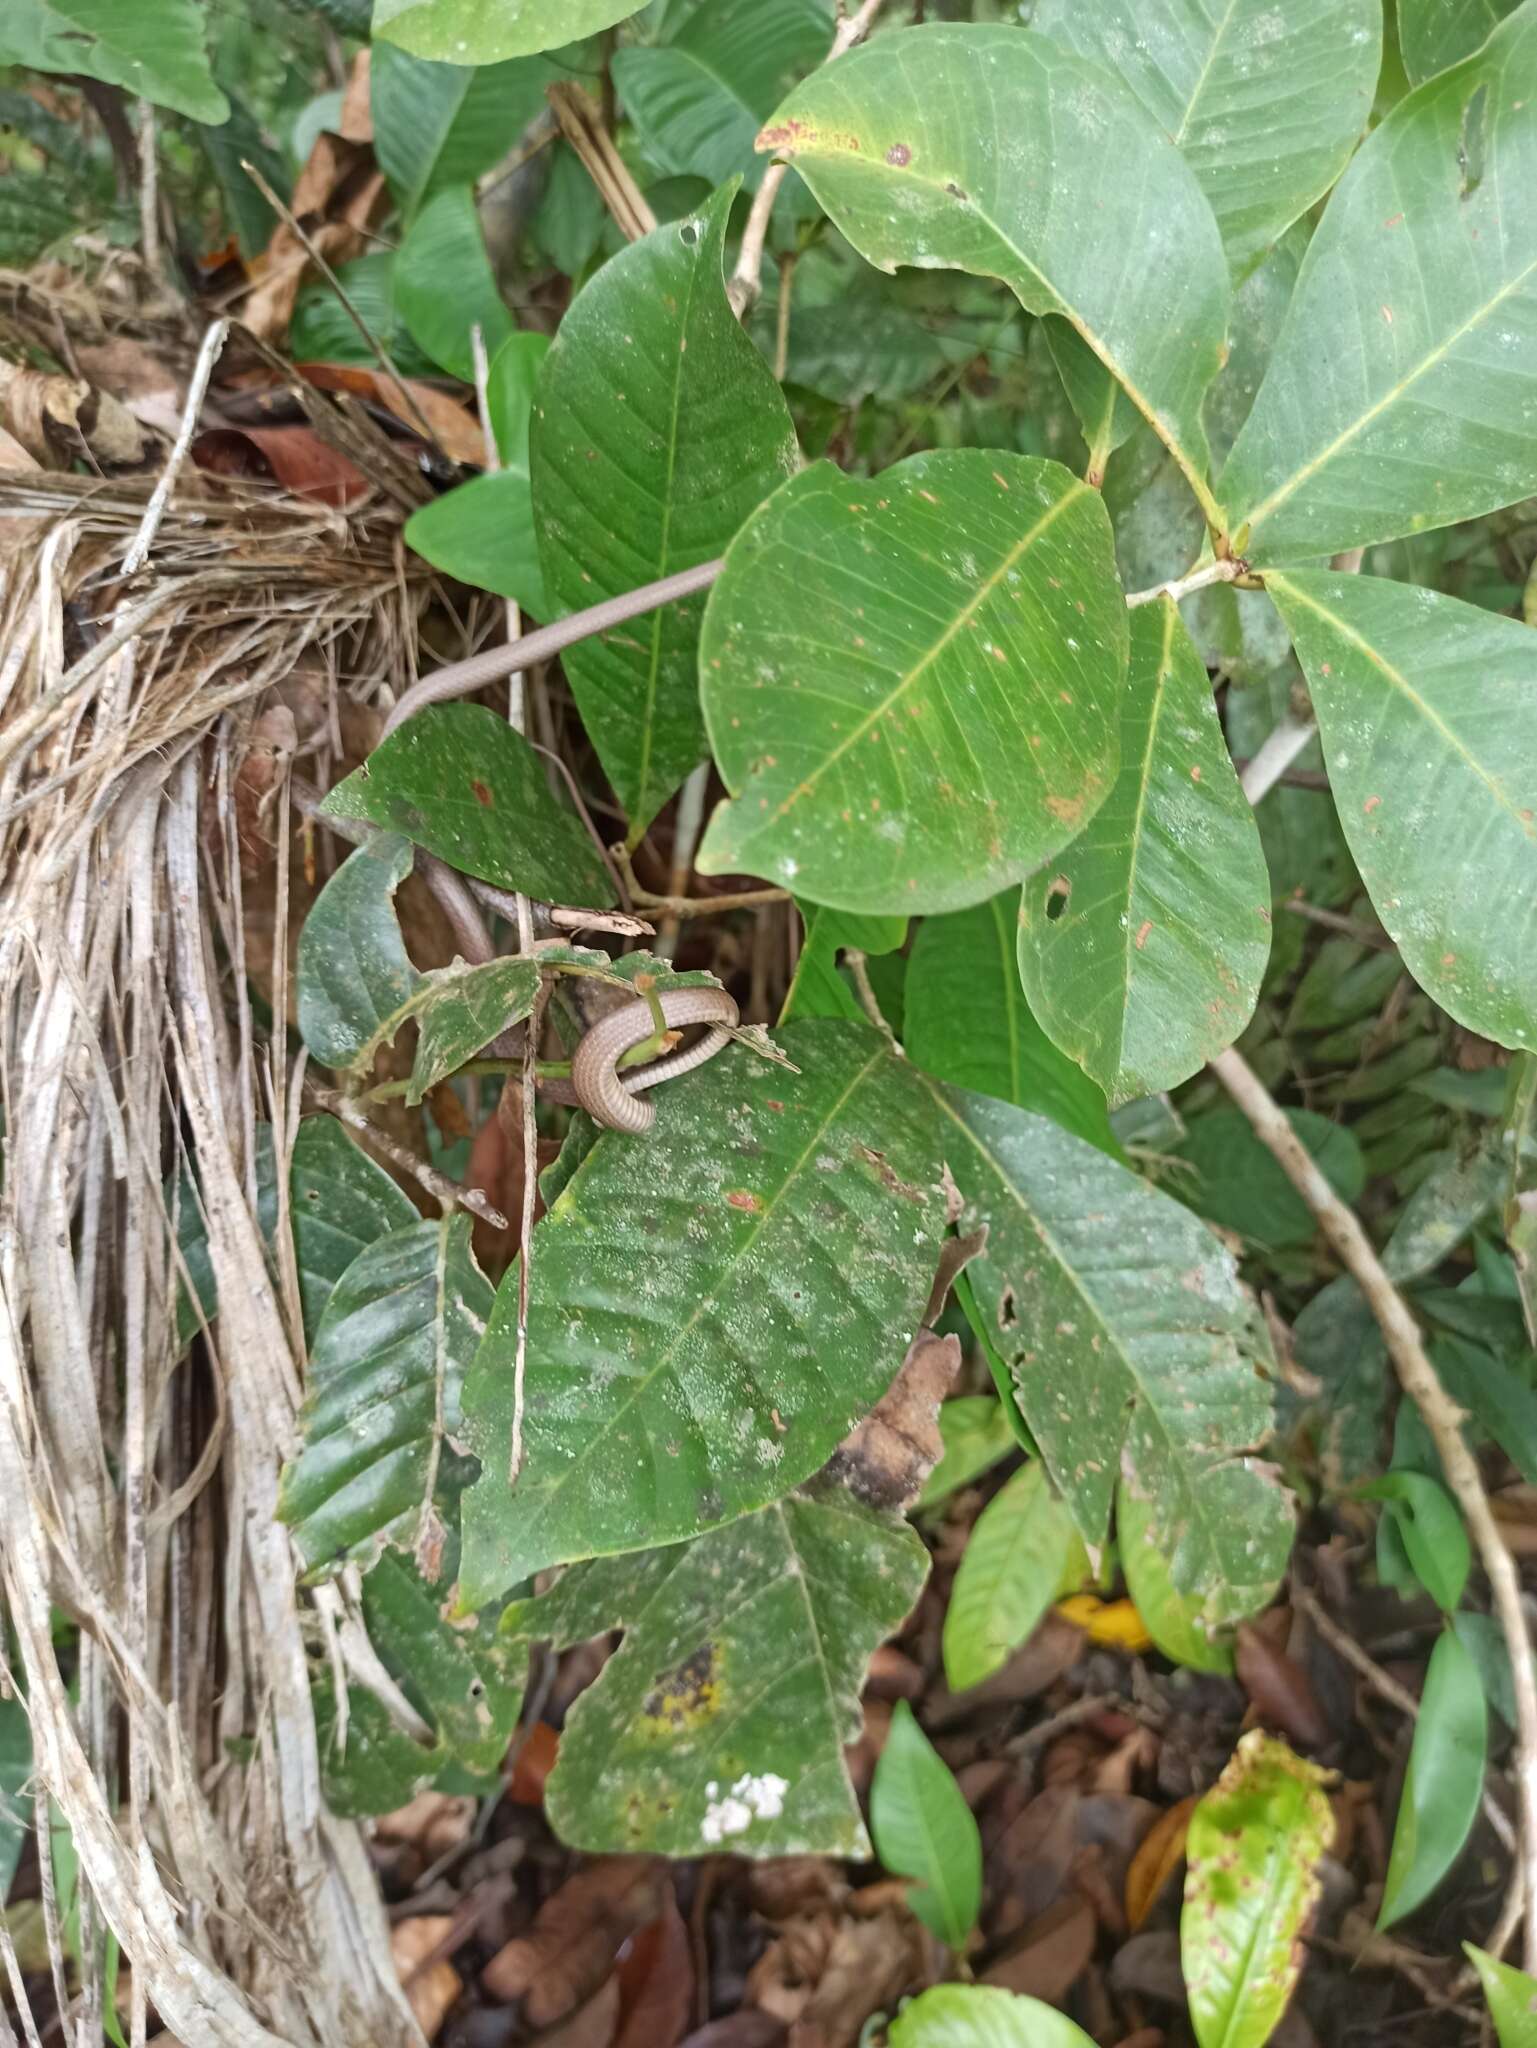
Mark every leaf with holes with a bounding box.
[1016,599,1271,1106]
[942,1461,1088,1692]
[1182,1732,1336,2048]
[1380,1628,1487,1927]
[531,184,798,835]
[781,907,907,1025]
[1221,9,1537,561]
[1399,0,1523,85]
[409,957,541,1104]
[297,835,422,1072]
[501,1480,927,1857]
[928,1080,1293,1618]
[321,705,612,905]
[458,1019,946,1603]
[697,451,1128,915]
[905,892,1115,1152]
[373,0,639,62]
[760,23,1230,519]
[871,1699,982,1947]
[613,0,832,191]
[1033,0,1379,273]
[279,1216,493,1577]
[1268,571,1537,1052]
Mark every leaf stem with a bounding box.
[1210,1045,1537,1974]
[1124,558,1243,609]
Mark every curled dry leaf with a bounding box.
[192,425,371,506]
[1235,1622,1331,1751]
[0,359,148,468]
[389,1914,461,2041]
[822,1329,961,1510]
[1125,1795,1200,1932]
[481,1857,668,2025]
[375,1790,476,1861]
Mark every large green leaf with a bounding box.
[1182,1732,1336,2048]
[1400,0,1523,84]
[1467,1944,1537,2047]
[1379,1627,1487,1927]
[889,1987,1097,2048]
[291,255,441,379]
[781,907,906,1025]
[0,0,228,122]
[372,43,566,219]
[397,186,514,383]
[929,1081,1293,1617]
[1221,8,1537,562]
[697,450,1129,915]
[1118,1485,1236,1673]
[290,1117,419,1343]
[942,1461,1087,1692]
[531,185,797,835]
[905,893,1115,1153]
[870,1701,982,1947]
[459,1019,946,1603]
[297,836,421,1072]
[761,23,1231,520]
[279,1216,493,1575]
[505,1483,926,1857]
[1032,0,1379,273]
[361,1552,522,1776]
[1017,599,1271,1106]
[407,471,548,613]
[321,704,612,905]
[614,0,830,190]
[373,0,638,62]
[1267,571,1537,1052]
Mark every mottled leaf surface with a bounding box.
[1182,1732,1336,2048]
[321,704,612,904]
[698,451,1128,914]
[1221,10,1537,561]
[1033,0,1379,272]
[297,836,421,1071]
[1269,571,1537,1051]
[929,1081,1293,1616]
[531,185,798,833]
[408,957,540,1105]
[280,1217,493,1575]
[362,1552,522,1776]
[1017,600,1271,1105]
[906,892,1116,1153]
[459,1020,946,1602]
[511,1484,925,1858]
[871,1700,982,1945]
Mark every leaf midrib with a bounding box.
[1171,0,1243,147]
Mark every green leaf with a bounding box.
[361,1552,522,1776]
[290,255,441,378]
[1017,599,1271,1106]
[1358,1470,1470,1611]
[279,1216,493,1576]
[930,1081,1294,1618]
[942,1462,1086,1692]
[697,450,1129,915]
[762,23,1231,521]
[1033,0,1380,273]
[1182,1731,1337,2048]
[1400,0,1523,84]
[889,1987,1097,2048]
[397,186,513,382]
[314,1680,436,1818]
[1173,1106,1366,1251]
[613,0,831,190]
[1383,1133,1507,1280]
[372,43,565,220]
[1454,1610,1537,1734]
[408,957,540,1105]
[0,0,228,122]
[531,185,798,834]
[321,704,612,905]
[290,1116,419,1343]
[374,0,639,63]
[297,836,421,1072]
[1267,571,1537,1053]
[1221,9,1537,562]
[518,1484,926,1857]
[916,1398,1017,1510]
[1118,1485,1236,1674]
[459,1019,947,1603]
[0,1686,32,1900]
[1044,320,1140,485]
[1379,1627,1487,1928]
[870,1700,982,1948]
[405,471,548,613]
[487,330,549,469]
[1467,1944,1537,2047]
[781,906,906,1025]
[906,892,1116,1153]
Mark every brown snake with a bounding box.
[542,986,740,1134]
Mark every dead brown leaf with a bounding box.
[1236,1621,1331,1750]
[927,1612,1084,1726]
[0,359,148,467]
[192,424,371,505]
[981,1894,1095,2004]
[482,1857,667,2026]
[390,1914,461,2040]
[297,362,485,465]
[375,1791,477,1862]
[506,1719,560,1805]
[821,1331,960,1510]
[680,2020,787,2048]
[613,1894,692,2048]
[748,1906,924,2048]
[1124,1794,1199,1932]
[538,1977,621,2048]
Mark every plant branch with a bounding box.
[1240,713,1318,805]
[1124,558,1243,609]
[1211,1045,1537,1974]
[610,842,790,917]
[728,0,888,317]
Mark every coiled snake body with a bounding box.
[544,986,739,1134]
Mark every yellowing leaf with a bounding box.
[1054,1595,1152,1654]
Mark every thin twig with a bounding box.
[136,100,160,274]
[1211,1045,1537,1974]
[121,320,229,575]
[728,0,888,317]
[1278,899,1394,951]
[657,760,711,957]
[611,842,790,917]
[307,1084,508,1230]
[1240,713,1318,805]
[845,949,898,1050]
[1124,558,1243,609]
